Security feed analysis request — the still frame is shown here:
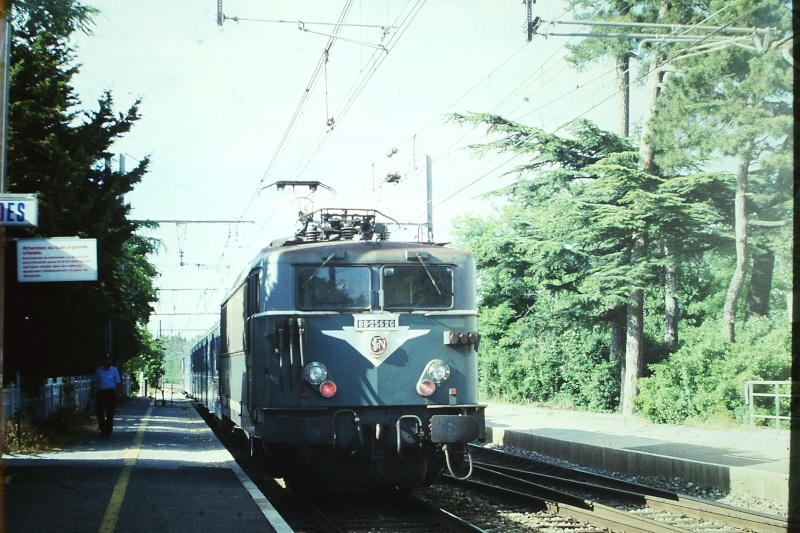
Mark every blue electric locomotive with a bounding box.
[185,208,485,489]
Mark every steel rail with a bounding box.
[401,492,490,533]
[469,443,677,498]
[303,501,347,533]
[446,476,690,533]
[474,461,798,533]
[303,490,488,533]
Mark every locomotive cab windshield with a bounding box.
[296,260,455,311]
[381,264,454,310]
[296,265,370,311]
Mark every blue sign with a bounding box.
[0,194,38,226]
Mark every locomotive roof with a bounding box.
[221,208,474,300]
[218,239,474,304]
[254,238,473,266]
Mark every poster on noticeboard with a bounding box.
[17,238,98,283]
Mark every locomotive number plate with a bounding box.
[354,314,399,330]
[357,319,396,329]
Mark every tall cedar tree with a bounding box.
[563,0,791,414]
[646,0,793,342]
[564,0,701,412]
[4,1,159,387]
[449,116,723,409]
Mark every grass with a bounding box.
[3,404,94,454]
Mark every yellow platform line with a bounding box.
[98,399,155,533]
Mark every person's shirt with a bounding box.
[93,365,122,390]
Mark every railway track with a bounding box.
[207,407,487,532]
[203,402,798,532]
[298,491,488,532]
[237,466,488,532]
[439,445,799,533]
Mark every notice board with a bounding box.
[17,238,98,282]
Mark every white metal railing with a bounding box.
[3,374,131,423]
[744,380,795,429]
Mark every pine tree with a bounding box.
[4,1,159,386]
[648,0,793,342]
[450,115,723,409]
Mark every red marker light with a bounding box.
[319,380,337,398]
[417,379,435,397]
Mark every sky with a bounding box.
[68,0,648,339]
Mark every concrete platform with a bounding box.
[484,402,795,505]
[2,395,291,533]
[4,396,795,530]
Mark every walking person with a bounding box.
[91,354,122,439]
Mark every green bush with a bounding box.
[478,315,620,411]
[634,316,791,424]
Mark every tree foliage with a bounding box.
[646,0,793,342]
[159,335,198,385]
[123,328,165,395]
[450,115,722,313]
[634,316,791,424]
[450,0,793,422]
[451,116,730,411]
[4,0,160,388]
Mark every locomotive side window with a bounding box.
[246,269,259,316]
[296,265,370,310]
[381,265,454,309]
[221,285,245,355]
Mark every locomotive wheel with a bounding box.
[262,444,296,479]
[218,416,236,435]
[249,436,267,468]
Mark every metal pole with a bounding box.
[0,9,8,190]
[544,18,774,36]
[526,0,533,42]
[426,155,433,242]
[0,13,10,530]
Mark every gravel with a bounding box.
[415,483,606,533]
[483,443,789,517]
[414,444,789,532]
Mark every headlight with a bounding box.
[304,362,328,385]
[416,359,451,397]
[425,359,450,384]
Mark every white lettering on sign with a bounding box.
[356,318,397,329]
[17,238,98,283]
[0,194,38,226]
[354,314,399,330]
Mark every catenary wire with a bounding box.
[152,0,759,335]
[228,0,426,270]
[238,0,356,219]
[395,0,760,224]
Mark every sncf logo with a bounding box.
[369,335,388,356]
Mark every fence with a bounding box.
[744,380,795,429]
[2,374,132,423]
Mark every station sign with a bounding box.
[17,237,98,283]
[0,193,38,227]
